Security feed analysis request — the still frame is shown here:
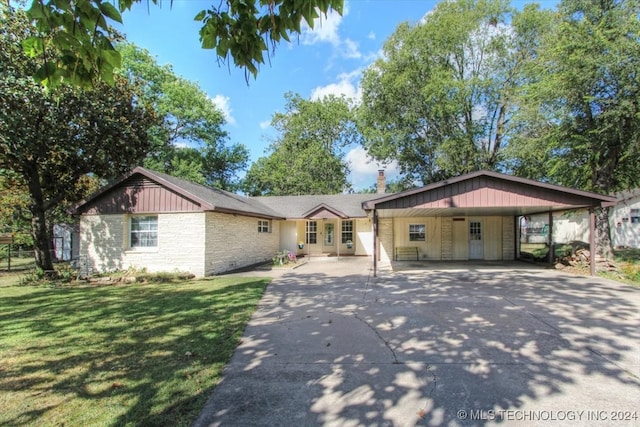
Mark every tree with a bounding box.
[518,0,640,258]
[0,169,32,246]
[358,0,542,184]
[242,92,359,195]
[0,6,157,272]
[118,42,249,191]
[24,0,343,87]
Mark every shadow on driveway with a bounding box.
[194,258,640,426]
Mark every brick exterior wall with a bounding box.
[80,212,207,276]
[204,212,280,275]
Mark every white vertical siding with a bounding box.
[392,217,442,260]
[483,217,502,260]
[452,219,468,260]
[378,218,393,262]
[355,218,373,256]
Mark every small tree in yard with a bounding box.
[0,6,157,273]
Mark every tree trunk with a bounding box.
[595,206,614,260]
[25,169,55,272]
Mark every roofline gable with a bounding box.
[72,167,216,214]
[301,203,349,219]
[362,170,617,210]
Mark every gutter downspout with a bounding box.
[589,208,596,276]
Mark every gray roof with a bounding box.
[74,167,285,219]
[143,168,284,218]
[253,193,378,218]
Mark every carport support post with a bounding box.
[589,208,596,276]
[373,209,378,277]
[548,211,554,267]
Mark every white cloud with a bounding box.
[210,94,236,126]
[367,31,376,40]
[346,146,401,191]
[301,6,344,46]
[300,3,362,60]
[259,120,271,130]
[310,69,362,102]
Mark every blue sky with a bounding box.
[118,0,557,191]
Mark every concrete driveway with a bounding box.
[193,258,640,426]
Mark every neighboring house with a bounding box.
[610,189,640,249]
[73,167,615,277]
[52,223,79,261]
[525,188,640,250]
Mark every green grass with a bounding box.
[0,255,36,273]
[604,249,640,286]
[0,274,270,426]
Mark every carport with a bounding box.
[362,171,616,276]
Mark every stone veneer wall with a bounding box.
[204,211,280,275]
[80,212,207,276]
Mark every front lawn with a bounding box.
[0,275,269,426]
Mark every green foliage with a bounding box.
[0,7,157,271]
[540,0,640,193]
[118,42,249,191]
[243,92,358,195]
[511,0,640,257]
[358,0,539,184]
[24,0,343,87]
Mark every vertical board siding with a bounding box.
[378,218,393,262]
[82,178,203,214]
[375,176,597,210]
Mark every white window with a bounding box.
[341,220,354,243]
[306,221,317,244]
[130,216,158,248]
[631,209,640,224]
[258,220,271,233]
[409,224,426,241]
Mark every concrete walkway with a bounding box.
[193,258,640,426]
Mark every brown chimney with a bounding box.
[377,170,386,194]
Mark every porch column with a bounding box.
[515,216,520,260]
[548,211,554,266]
[373,209,378,277]
[589,208,596,276]
[337,219,341,259]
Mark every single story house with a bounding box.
[73,167,615,277]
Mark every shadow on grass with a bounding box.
[0,277,269,426]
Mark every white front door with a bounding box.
[469,220,484,259]
[323,221,335,252]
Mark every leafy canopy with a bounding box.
[242,92,359,196]
[358,0,547,185]
[0,5,157,271]
[25,0,343,87]
[118,42,249,191]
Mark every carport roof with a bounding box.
[363,170,617,217]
